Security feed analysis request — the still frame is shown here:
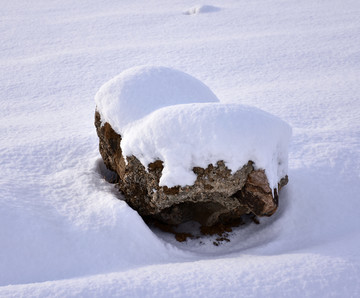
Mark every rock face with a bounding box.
[95,111,288,227]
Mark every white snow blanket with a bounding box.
[1,0,360,297]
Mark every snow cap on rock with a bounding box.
[122,103,292,191]
[95,66,219,133]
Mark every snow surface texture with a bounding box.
[183,5,221,15]
[1,0,360,297]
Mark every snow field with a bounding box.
[1,0,360,296]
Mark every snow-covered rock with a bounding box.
[121,103,291,190]
[95,111,289,226]
[95,66,291,227]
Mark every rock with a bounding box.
[95,110,288,227]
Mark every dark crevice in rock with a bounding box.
[95,159,119,184]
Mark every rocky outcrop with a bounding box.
[95,111,288,227]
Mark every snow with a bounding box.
[1,0,360,296]
[121,102,291,189]
[183,5,221,15]
[95,66,219,133]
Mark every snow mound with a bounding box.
[122,103,292,190]
[183,5,221,15]
[95,66,219,133]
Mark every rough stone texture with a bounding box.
[95,110,288,226]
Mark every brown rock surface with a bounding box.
[95,110,288,227]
